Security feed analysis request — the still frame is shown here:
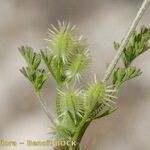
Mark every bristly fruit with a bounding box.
[19,19,150,150]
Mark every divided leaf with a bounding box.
[112,66,142,87]
[20,67,48,91]
[19,46,41,70]
[114,26,150,67]
[19,46,48,91]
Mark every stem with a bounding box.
[73,112,90,141]
[36,91,55,126]
[71,106,94,150]
[55,84,63,117]
[103,0,150,82]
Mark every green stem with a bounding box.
[73,112,90,141]
[70,108,92,150]
[55,84,63,117]
[36,91,55,126]
[103,0,150,82]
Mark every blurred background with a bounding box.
[0,0,150,149]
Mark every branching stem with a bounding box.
[36,91,55,126]
[103,0,150,82]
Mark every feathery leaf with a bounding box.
[114,26,150,67]
[112,66,142,87]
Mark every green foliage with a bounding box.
[112,67,142,88]
[112,26,150,89]
[20,67,48,91]
[114,26,150,67]
[19,46,49,91]
[19,46,41,70]
[19,23,150,150]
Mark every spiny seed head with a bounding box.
[87,80,105,100]
[57,87,85,120]
[65,51,89,81]
[46,22,77,63]
[86,76,117,106]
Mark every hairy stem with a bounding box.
[36,91,55,126]
[103,0,150,82]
